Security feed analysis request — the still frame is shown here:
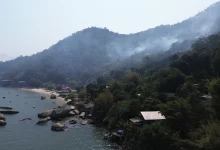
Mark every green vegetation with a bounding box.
[44,83,56,90]
[64,93,76,100]
[85,32,220,150]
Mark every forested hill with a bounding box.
[87,31,220,150]
[0,2,220,86]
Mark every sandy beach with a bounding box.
[21,88,66,104]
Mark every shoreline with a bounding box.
[21,88,66,104]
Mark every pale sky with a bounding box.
[0,0,219,61]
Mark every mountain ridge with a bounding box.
[1,2,220,85]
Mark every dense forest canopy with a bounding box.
[1,2,220,86]
[86,31,220,150]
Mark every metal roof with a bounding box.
[141,111,166,120]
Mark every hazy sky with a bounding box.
[0,0,219,61]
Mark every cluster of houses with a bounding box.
[56,86,77,98]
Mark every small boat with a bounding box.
[33,106,36,108]
[41,96,46,100]
[0,107,12,110]
[3,97,5,99]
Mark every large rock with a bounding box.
[50,94,56,99]
[51,123,66,131]
[0,113,6,120]
[38,109,54,118]
[74,110,80,115]
[0,120,6,126]
[87,119,94,124]
[68,111,76,116]
[36,116,51,124]
[69,119,77,124]
[80,112,85,119]
[51,105,71,119]
[81,120,87,125]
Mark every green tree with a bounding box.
[92,92,114,123]
[124,72,141,86]
[28,78,41,87]
[65,93,76,100]
[78,89,87,101]
[45,83,56,90]
[159,98,192,137]
[209,78,220,117]
[211,48,220,76]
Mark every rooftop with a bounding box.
[141,111,166,120]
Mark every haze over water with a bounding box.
[0,87,115,150]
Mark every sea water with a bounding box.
[0,87,116,150]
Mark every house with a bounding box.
[71,90,77,93]
[140,111,166,121]
[58,90,70,97]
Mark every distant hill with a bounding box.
[0,2,220,86]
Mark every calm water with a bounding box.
[0,87,116,150]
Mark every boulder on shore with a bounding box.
[81,120,87,125]
[0,120,6,126]
[51,105,71,119]
[0,113,6,120]
[80,112,86,119]
[87,119,94,124]
[74,110,79,115]
[38,109,54,118]
[68,111,76,116]
[51,123,67,131]
[36,116,51,124]
[41,96,46,100]
[69,119,77,124]
[50,94,56,99]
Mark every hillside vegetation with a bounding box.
[83,31,220,150]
